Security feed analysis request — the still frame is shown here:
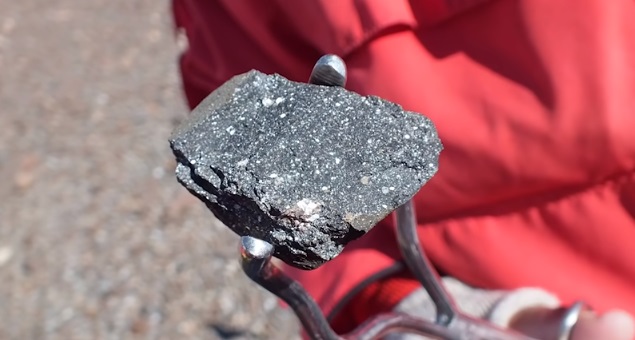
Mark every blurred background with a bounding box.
[0,1,299,339]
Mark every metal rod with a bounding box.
[239,236,341,340]
[448,315,538,340]
[345,313,460,340]
[394,200,458,325]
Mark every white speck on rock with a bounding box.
[236,158,249,167]
[335,158,341,164]
[404,134,411,139]
[381,187,389,194]
[296,198,321,216]
[279,113,287,118]
[262,97,274,107]
[269,173,278,178]
[321,186,329,191]
[226,126,236,135]
[275,97,285,105]
[307,214,320,222]
[360,176,370,185]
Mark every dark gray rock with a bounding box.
[170,70,442,270]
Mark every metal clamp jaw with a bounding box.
[238,55,538,340]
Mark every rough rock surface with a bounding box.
[170,70,442,270]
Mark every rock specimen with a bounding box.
[169,70,442,270]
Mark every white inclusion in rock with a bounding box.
[236,159,249,167]
[226,126,236,135]
[269,173,278,178]
[275,97,285,105]
[307,214,320,222]
[404,134,411,139]
[262,97,274,107]
[280,113,287,118]
[296,198,321,217]
[335,158,341,164]
[381,187,389,194]
[321,186,329,191]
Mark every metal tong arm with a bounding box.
[240,235,464,339]
[393,200,537,340]
[395,200,458,325]
[240,236,340,340]
[238,204,534,339]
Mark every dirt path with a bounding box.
[0,1,299,338]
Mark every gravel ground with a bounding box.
[0,1,300,339]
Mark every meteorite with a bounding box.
[170,70,442,270]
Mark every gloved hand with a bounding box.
[386,277,634,340]
[511,304,634,340]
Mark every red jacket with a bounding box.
[173,0,635,332]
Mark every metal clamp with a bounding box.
[238,199,536,339]
[237,54,538,339]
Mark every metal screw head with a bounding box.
[240,236,274,261]
[309,54,347,87]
